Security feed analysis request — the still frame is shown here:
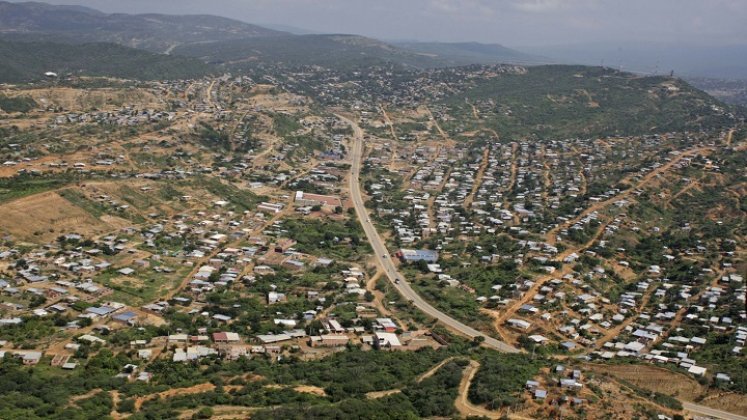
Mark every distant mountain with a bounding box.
[0,1,552,71]
[0,1,285,53]
[0,38,214,83]
[394,42,551,66]
[172,34,457,70]
[259,23,322,36]
[522,43,747,80]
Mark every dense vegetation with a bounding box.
[0,1,282,53]
[173,35,449,71]
[0,94,37,113]
[445,65,739,138]
[281,217,369,260]
[469,352,545,408]
[0,39,214,83]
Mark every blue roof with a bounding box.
[113,311,137,321]
[86,306,115,316]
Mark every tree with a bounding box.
[193,407,214,419]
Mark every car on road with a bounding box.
[394,278,400,284]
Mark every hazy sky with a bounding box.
[16,0,747,46]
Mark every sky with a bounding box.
[13,0,747,47]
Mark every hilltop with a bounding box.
[0,1,284,53]
[0,38,215,83]
[441,65,739,138]
[173,34,450,70]
[394,41,550,66]
[0,2,548,71]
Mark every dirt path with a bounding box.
[205,80,217,107]
[546,146,712,244]
[425,107,449,142]
[134,383,215,411]
[454,360,533,420]
[164,44,178,54]
[504,142,519,209]
[668,179,702,203]
[725,128,735,146]
[68,389,103,406]
[365,270,393,317]
[577,160,587,196]
[648,267,725,351]
[379,105,398,141]
[467,100,480,120]
[497,218,611,331]
[417,357,457,383]
[465,147,490,209]
[595,283,654,348]
[366,389,402,399]
[166,195,293,300]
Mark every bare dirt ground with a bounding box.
[293,385,327,396]
[134,382,215,411]
[365,389,402,399]
[585,363,747,416]
[417,357,457,383]
[453,360,534,420]
[0,191,112,242]
[3,87,164,111]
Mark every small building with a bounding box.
[213,332,241,343]
[398,249,439,263]
[374,332,402,349]
[294,191,342,208]
[112,311,137,325]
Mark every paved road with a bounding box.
[339,114,519,353]
[683,402,747,420]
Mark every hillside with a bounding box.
[0,2,558,71]
[442,65,739,138]
[0,39,215,83]
[394,42,551,66]
[0,1,284,52]
[172,34,452,70]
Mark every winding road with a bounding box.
[339,113,519,354]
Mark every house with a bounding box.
[274,238,297,253]
[398,249,439,263]
[85,305,117,317]
[374,332,402,349]
[78,334,106,345]
[118,268,135,276]
[375,318,398,332]
[312,335,350,347]
[212,314,232,323]
[268,291,287,304]
[213,332,241,343]
[294,191,342,208]
[688,365,707,376]
[506,318,531,331]
[112,311,138,325]
[325,319,345,334]
[559,378,583,390]
[256,334,292,344]
[257,202,284,214]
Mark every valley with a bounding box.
[0,2,745,420]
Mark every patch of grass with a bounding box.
[190,176,264,211]
[0,94,37,113]
[0,176,74,203]
[58,189,106,218]
[95,264,190,306]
